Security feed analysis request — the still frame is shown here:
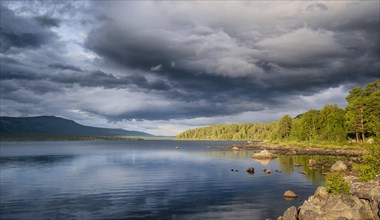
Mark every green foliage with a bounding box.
[356,164,377,181]
[345,97,365,142]
[275,115,292,139]
[354,145,380,181]
[176,80,379,144]
[365,90,380,138]
[324,172,350,195]
[345,80,380,143]
[319,105,346,142]
[176,123,277,140]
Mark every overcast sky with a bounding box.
[0,1,379,135]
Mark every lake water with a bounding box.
[0,140,337,219]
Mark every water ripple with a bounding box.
[0,140,327,220]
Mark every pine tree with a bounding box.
[345,86,365,143]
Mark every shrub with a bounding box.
[324,172,350,195]
[354,145,380,181]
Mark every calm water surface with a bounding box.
[0,140,337,219]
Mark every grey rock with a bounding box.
[351,179,380,219]
[252,150,277,159]
[283,206,297,220]
[298,194,375,220]
[331,161,347,172]
[314,186,329,201]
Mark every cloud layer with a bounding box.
[1,1,379,135]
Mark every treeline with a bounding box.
[176,80,380,143]
[176,123,277,140]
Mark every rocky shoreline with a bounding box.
[228,141,368,157]
[226,144,378,219]
[278,178,380,220]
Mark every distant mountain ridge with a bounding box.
[0,116,153,137]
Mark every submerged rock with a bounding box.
[331,161,347,172]
[252,150,277,159]
[284,190,298,198]
[247,167,255,174]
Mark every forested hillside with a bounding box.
[176,80,380,143]
[0,116,153,137]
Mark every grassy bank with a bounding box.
[265,139,372,150]
[238,140,375,157]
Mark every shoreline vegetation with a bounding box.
[177,80,380,146]
[176,80,380,156]
[226,141,369,157]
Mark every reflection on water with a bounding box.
[199,149,346,185]
[252,158,275,165]
[0,155,74,167]
[200,149,255,159]
[277,155,348,184]
[0,141,345,220]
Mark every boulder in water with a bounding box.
[247,167,255,174]
[284,190,298,198]
[330,161,347,172]
[252,150,276,159]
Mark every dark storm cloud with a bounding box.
[1,1,379,126]
[35,16,61,28]
[0,61,43,80]
[51,69,171,91]
[83,98,267,121]
[84,18,378,100]
[85,25,177,72]
[0,5,57,53]
[48,63,83,72]
[78,1,379,121]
